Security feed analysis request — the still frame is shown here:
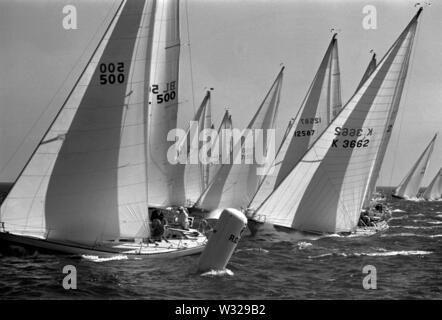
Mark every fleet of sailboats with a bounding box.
[248,8,422,234]
[0,1,432,258]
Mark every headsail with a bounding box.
[180,91,213,205]
[249,35,342,210]
[422,167,442,200]
[356,53,377,92]
[393,133,437,199]
[196,68,284,211]
[254,9,422,233]
[147,0,182,206]
[0,0,156,243]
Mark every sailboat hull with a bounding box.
[0,231,206,259]
[391,193,406,200]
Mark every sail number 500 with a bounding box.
[99,62,125,85]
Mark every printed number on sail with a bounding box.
[151,81,176,104]
[99,62,125,85]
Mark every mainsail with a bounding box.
[196,68,284,211]
[147,0,182,206]
[0,0,158,243]
[422,167,442,200]
[249,35,341,210]
[393,133,437,199]
[253,9,422,233]
[179,91,213,205]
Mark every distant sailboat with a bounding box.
[393,133,437,200]
[250,9,422,234]
[422,167,442,200]
[174,91,213,206]
[249,34,342,211]
[0,0,206,257]
[195,67,284,212]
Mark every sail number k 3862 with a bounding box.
[332,126,373,148]
[151,81,177,104]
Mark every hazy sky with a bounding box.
[1,0,441,187]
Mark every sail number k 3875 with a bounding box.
[151,81,177,104]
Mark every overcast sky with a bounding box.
[0,0,441,187]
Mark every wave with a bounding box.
[297,242,313,250]
[381,233,442,238]
[236,248,269,254]
[81,255,129,262]
[200,269,234,277]
[392,209,406,213]
[437,215,442,219]
[308,250,432,259]
[427,221,442,225]
[390,225,440,230]
[353,250,432,257]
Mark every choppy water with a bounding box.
[0,188,441,299]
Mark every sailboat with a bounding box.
[194,67,284,214]
[172,90,213,207]
[0,0,207,257]
[422,167,442,200]
[392,133,437,200]
[248,34,342,213]
[248,8,422,235]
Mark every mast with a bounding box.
[254,9,422,233]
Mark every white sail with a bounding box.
[196,68,283,211]
[207,110,233,189]
[181,91,213,205]
[0,0,156,243]
[254,9,421,233]
[249,35,341,210]
[423,167,442,200]
[393,133,437,199]
[147,0,182,206]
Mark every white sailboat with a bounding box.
[0,0,206,257]
[422,167,442,200]
[194,67,284,213]
[250,9,422,234]
[392,133,437,200]
[249,34,342,212]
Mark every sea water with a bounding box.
[0,188,441,299]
